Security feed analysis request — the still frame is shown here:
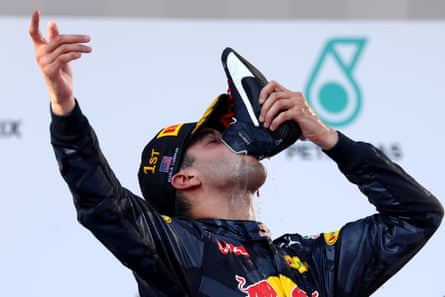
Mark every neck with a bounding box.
[190,191,256,220]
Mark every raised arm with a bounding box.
[325,132,443,296]
[260,80,443,296]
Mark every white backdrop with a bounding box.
[1,16,444,297]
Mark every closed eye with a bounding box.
[207,134,222,144]
[195,128,222,144]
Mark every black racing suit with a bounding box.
[50,101,443,297]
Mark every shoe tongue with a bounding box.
[241,76,264,117]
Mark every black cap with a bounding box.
[138,94,232,216]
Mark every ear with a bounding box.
[171,169,201,190]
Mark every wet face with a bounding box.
[184,128,267,193]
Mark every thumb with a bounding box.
[47,21,59,41]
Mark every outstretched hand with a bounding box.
[29,9,92,115]
[259,81,338,150]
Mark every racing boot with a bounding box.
[220,47,301,159]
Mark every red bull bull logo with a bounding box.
[235,274,319,297]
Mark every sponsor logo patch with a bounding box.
[217,240,250,257]
[323,230,340,246]
[284,255,309,273]
[236,274,319,297]
[159,156,173,173]
[157,123,184,138]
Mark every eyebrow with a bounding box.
[193,128,218,143]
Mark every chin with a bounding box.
[250,162,267,190]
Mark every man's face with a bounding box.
[184,128,267,193]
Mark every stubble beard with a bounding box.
[231,155,267,194]
[201,154,267,193]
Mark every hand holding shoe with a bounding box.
[259,81,338,150]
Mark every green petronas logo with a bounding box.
[305,38,367,127]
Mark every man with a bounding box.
[29,9,443,297]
